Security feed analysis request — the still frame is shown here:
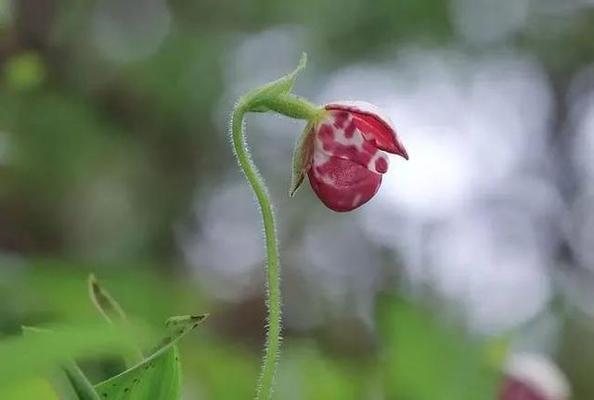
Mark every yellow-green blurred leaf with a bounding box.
[4,52,45,91]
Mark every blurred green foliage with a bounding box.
[379,299,500,400]
[0,260,503,399]
[0,320,154,394]
[4,52,45,91]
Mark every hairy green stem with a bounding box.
[231,70,319,398]
[231,103,283,400]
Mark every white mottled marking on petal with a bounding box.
[316,113,366,156]
[367,151,389,173]
[351,193,362,208]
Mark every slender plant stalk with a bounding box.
[231,103,283,400]
[230,53,319,398]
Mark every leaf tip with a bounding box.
[191,313,209,322]
[286,52,308,83]
[297,52,307,72]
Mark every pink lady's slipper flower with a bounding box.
[500,353,570,400]
[290,101,408,212]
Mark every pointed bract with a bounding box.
[289,121,315,196]
[246,53,308,113]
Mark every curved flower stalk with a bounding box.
[229,54,407,399]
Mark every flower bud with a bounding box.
[500,353,570,400]
[291,101,408,212]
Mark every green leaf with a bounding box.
[243,53,307,113]
[20,325,148,400]
[4,51,46,91]
[378,298,499,400]
[2,377,60,400]
[88,274,129,325]
[63,361,102,400]
[88,274,143,366]
[94,314,207,400]
[0,323,153,389]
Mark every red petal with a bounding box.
[308,156,382,212]
[325,103,408,159]
[314,115,390,175]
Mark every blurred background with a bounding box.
[1,0,594,398]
